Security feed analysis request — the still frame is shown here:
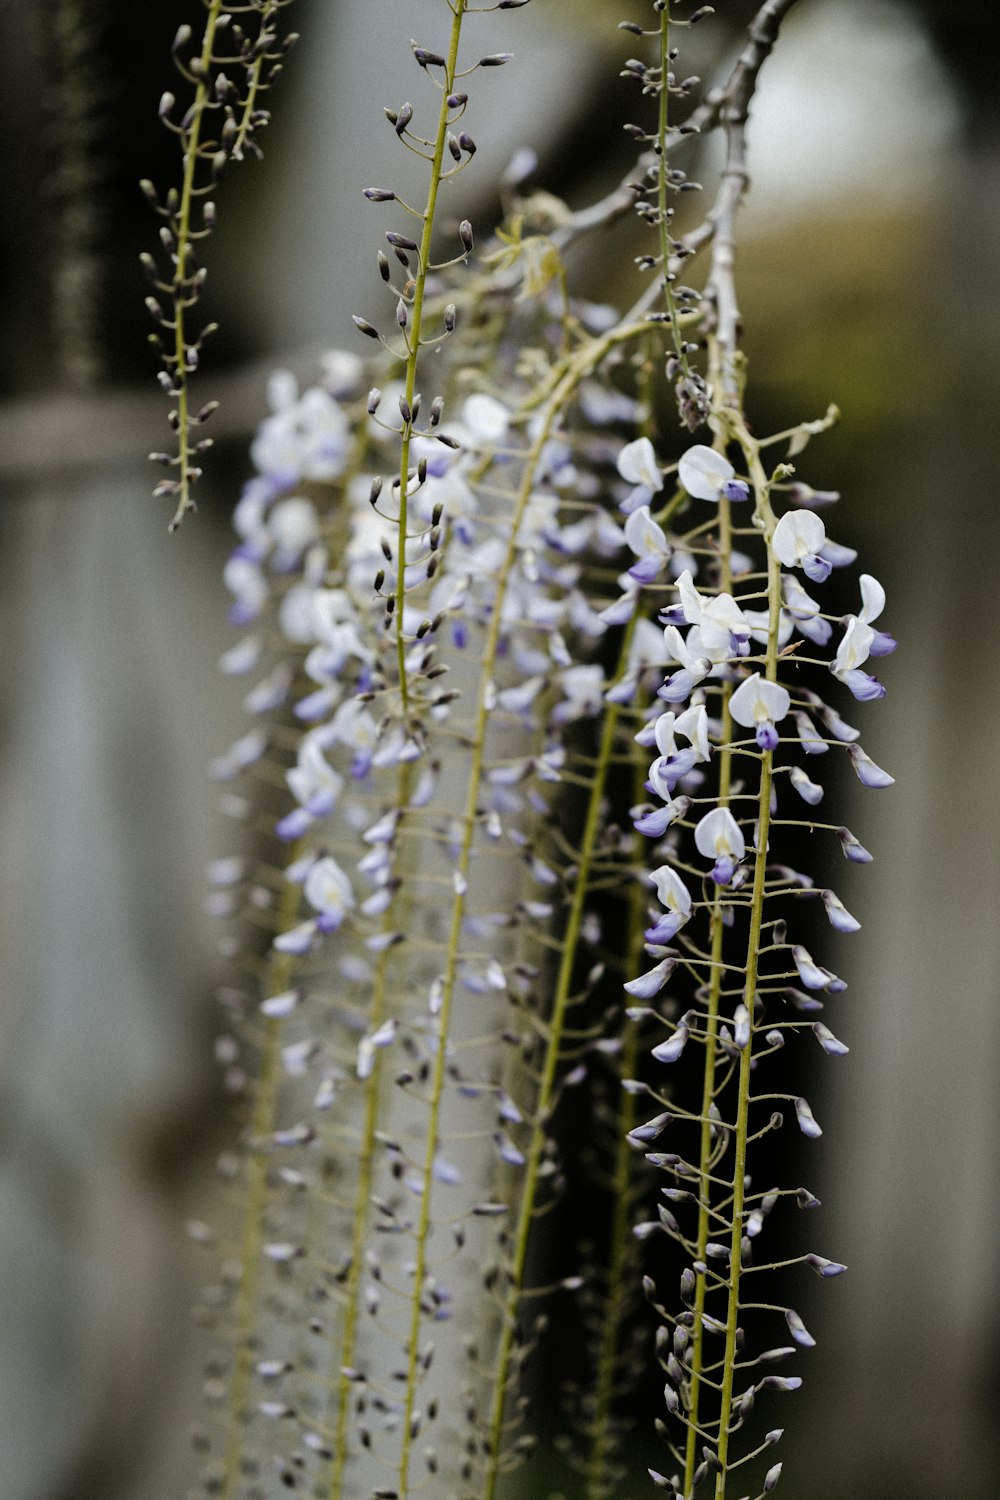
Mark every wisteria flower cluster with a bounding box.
[179,3,894,1499]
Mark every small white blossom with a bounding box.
[694,807,746,885]
[649,866,692,916]
[729,673,791,750]
[304,856,355,932]
[678,445,749,503]
[772,510,830,582]
[287,739,344,817]
[268,497,320,561]
[624,505,671,581]
[617,436,664,492]
[462,393,509,445]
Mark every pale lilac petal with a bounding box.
[644,913,685,945]
[837,826,873,863]
[844,669,885,702]
[821,889,860,932]
[806,1254,847,1277]
[813,1021,850,1056]
[652,1026,689,1064]
[785,1310,816,1347]
[789,766,823,805]
[793,712,828,754]
[634,805,672,837]
[792,946,829,990]
[802,553,832,584]
[261,990,300,1019]
[848,745,895,787]
[819,539,857,568]
[462,393,509,444]
[625,957,677,999]
[273,920,317,955]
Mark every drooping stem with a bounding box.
[327,762,414,1500]
[168,0,225,531]
[683,491,734,1497]
[393,2,467,718]
[584,661,649,1500]
[655,2,690,378]
[713,432,781,1497]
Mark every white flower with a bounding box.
[694,807,746,884]
[729,673,791,751]
[678,445,749,503]
[287,739,344,816]
[831,617,874,679]
[858,573,885,624]
[462,393,509,445]
[624,505,671,582]
[251,385,351,485]
[326,698,379,754]
[772,509,830,582]
[553,664,605,723]
[224,555,268,620]
[356,1018,396,1080]
[320,349,363,396]
[268,497,320,560]
[617,437,664,492]
[677,571,752,659]
[648,705,710,763]
[649,866,692,916]
[304,856,355,932]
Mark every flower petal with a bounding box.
[678,445,735,501]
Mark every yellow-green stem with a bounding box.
[713,427,780,1495]
[584,659,648,1500]
[395,313,653,1496]
[656,3,689,376]
[327,762,413,1499]
[230,2,280,160]
[394,3,466,716]
[169,0,223,530]
[683,492,734,1496]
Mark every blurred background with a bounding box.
[0,0,997,1496]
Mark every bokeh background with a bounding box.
[0,1,997,1496]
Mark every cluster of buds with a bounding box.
[144,1,298,530]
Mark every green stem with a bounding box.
[683,491,733,1497]
[713,425,780,1498]
[396,313,653,1496]
[656,2,690,377]
[584,654,648,1500]
[230,2,281,161]
[392,382,564,1500]
[394,2,466,718]
[327,764,413,1500]
[168,0,223,531]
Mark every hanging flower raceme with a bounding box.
[623,429,894,1497]
[192,2,896,1492]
